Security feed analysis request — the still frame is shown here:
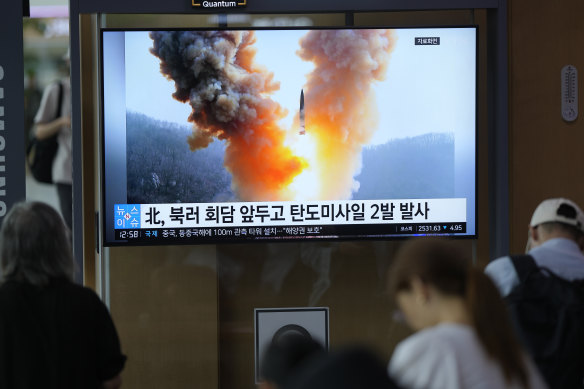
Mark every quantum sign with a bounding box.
[192,0,246,8]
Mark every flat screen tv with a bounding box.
[101,26,477,246]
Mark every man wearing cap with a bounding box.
[485,198,584,388]
[485,197,584,296]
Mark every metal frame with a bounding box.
[72,0,499,13]
[1,1,26,229]
[69,0,509,294]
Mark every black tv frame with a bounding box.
[99,24,479,246]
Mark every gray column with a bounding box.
[0,0,27,224]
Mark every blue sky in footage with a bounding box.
[123,28,476,147]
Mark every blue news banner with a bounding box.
[113,199,467,244]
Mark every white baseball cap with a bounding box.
[530,198,584,233]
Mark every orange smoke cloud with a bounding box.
[150,31,305,201]
[297,29,396,199]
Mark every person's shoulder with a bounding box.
[0,282,43,317]
[484,255,513,273]
[69,282,102,299]
[484,255,519,296]
[416,323,475,347]
[390,325,465,389]
[0,280,20,291]
[43,80,63,94]
[53,280,105,305]
[0,281,23,303]
[36,81,61,106]
[0,279,37,295]
[393,324,460,361]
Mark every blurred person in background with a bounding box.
[259,332,324,389]
[387,239,547,389]
[23,68,43,150]
[486,198,584,388]
[0,201,125,389]
[285,346,400,389]
[33,49,72,229]
[486,198,584,296]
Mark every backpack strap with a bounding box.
[510,254,538,282]
[55,80,63,119]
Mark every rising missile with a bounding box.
[299,89,306,135]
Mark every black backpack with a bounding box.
[506,255,584,388]
[26,81,63,184]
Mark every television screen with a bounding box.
[101,26,477,246]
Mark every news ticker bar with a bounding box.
[115,198,467,229]
[114,222,467,243]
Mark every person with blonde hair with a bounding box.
[0,201,126,389]
[387,239,546,389]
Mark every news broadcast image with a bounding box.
[102,27,476,244]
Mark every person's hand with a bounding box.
[59,116,71,128]
[34,116,71,139]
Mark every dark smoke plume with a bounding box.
[150,30,305,201]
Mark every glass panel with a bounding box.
[355,10,475,26]
[108,245,219,388]
[23,17,69,218]
[102,14,215,29]
[226,13,344,27]
[90,9,487,389]
[216,240,476,387]
[101,13,345,29]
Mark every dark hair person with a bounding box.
[0,201,74,285]
[259,333,324,389]
[285,346,401,389]
[387,239,547,389]
[0,202,126,389]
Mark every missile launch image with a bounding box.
[118,28,476,205]
[299,89,305,135]
[146,28,399,201]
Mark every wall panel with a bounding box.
[508,0,584,253]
